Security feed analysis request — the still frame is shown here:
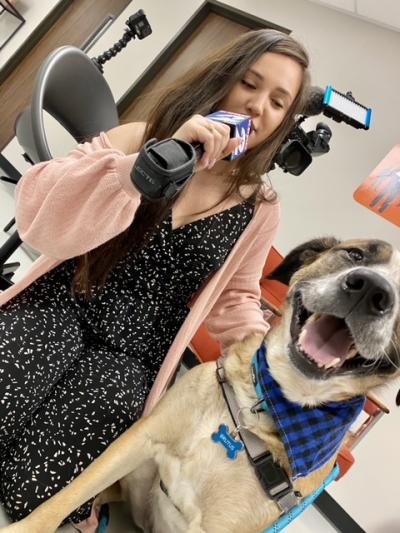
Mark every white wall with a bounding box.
[1,0,400,530]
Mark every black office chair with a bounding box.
[15,45,119,165]
[0,10,152,290]
[0,46,119,290]
[14,8,153,164]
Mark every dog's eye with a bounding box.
[346,248,364,262]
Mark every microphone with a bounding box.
[131,111,251,201]
[303,86,325,117]
[205,111,251,160]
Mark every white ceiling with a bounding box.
[306,0,400,33]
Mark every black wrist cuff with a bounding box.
[131,138,197,201]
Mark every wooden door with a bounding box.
[120,13,250,123]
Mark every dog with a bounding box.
[2,237,400,533]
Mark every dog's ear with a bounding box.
[267,237,339,286]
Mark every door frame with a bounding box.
[116,0,290,114]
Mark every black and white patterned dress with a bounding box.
[0,200,254,523]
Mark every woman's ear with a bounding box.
[267,237,339,286]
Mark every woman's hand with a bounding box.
[172,114,241,171]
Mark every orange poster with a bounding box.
[354,145,400,227]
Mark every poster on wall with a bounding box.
[354,145,400,227]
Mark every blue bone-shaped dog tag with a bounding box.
[211,424,244,460]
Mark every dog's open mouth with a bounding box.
[289,292,392,377]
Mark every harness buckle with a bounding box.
[251,452,299,513]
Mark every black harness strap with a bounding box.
[216,358,299,513]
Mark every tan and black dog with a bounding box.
[2,237,400,533]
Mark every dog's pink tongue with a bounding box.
[302,316,353,366]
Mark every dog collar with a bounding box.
[251,343,365,479]
[214,358,300,513]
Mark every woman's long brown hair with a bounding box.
[72,29,311,297]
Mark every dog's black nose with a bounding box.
[341,268,395,316]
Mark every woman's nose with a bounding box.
[246,94,267,117]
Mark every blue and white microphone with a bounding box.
[206,111,252,159]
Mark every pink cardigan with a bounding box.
[0,133,280,414]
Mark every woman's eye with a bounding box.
[346,248,364,262]
[272,100,284,109]
[242,80,256,89]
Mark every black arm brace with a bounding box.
[130,138,198,201]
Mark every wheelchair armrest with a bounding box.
[344,393,389,450]
[335,392,389,481]
[336,446,355,480]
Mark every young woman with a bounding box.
[0,29,310,524]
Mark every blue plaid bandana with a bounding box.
[252,343,365,479]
